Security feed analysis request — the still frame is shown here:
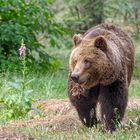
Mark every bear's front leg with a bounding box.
[68,78,100,127]
[78,105,97,127]
[71,95,98,127]
[99,80,128,132]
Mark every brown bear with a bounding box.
[68,23,135,132]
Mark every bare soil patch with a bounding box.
[0,98,140,140]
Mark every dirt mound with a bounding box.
[127,98,140,108]
[0,131,33,140]
[30,97,140,116]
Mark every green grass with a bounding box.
[129,79,140,97]
[0,71,68,100]
[0,71,139,102]
[133,39,140,78]
[29,71,68,99]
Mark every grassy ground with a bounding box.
[1,107,140,140]
[0,40,140,139]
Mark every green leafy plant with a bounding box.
[0,40,34,120]
[0,0,67,71]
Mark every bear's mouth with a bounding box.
[78,80,86,85]
[77,76,90,86]
[77,79,88,86]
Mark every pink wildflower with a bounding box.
[19,47,22,58]
[19,40,26,58]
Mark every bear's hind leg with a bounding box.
[99,80,128,132]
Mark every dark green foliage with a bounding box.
[63,0,105,33]
[104,0,140,37]
[62,0,140,37]
[0,0,139,71]
[0,0,67,71]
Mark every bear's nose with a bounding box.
[71,74,79,83]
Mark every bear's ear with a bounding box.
[73,34,82,46]
[94,36,107,52]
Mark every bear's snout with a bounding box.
[71,73,79,83]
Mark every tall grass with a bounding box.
[0,71,68,100]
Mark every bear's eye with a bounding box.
[84,59,88,64]
[73,60,77,66]
[84,59,92,68]
[84,59,91,64]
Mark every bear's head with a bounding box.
[69,34,123,89]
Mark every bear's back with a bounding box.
[83,23,135,85]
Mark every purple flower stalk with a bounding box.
[19,39,26,58]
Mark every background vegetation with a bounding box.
[0,0,140,72]
[0,0,140,139]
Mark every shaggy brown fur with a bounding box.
[68,23,135,132]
